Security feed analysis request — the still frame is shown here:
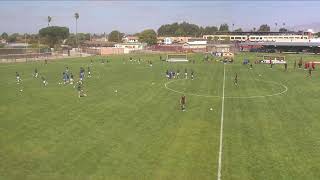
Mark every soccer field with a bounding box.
[0,52,320,180]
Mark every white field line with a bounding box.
[217,63,226,180]
[164,79,288,99]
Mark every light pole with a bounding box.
[25,34,27,61]
[74,13,79,54]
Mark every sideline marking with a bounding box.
[217,63,225,180]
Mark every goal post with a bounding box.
[166,53,188,62]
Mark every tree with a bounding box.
[234,28,243,32]
[219,24,229,32]
[48,16,52,27]
[39,26,69,48]
[203,26,218,35]
[74,12,79,48]
[1,32,8,40]
[108,30,124,42]
[138,29,157,45]
[66,33,90,47]
[7,33,19,42]
[279,28,288,32]
[157,22,200,37]
[258,24,271,32]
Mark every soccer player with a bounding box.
[284,63,288,71]
[184,68,188,79]
[87,67,91,78]
[234,73,238,86]
[166,70,169,79]
[177,69,180,79]
[90,59,93,66]
[308,67,312,77]
[77,81,87,97]
[16,72,21,84]
[180,95,186,111]
[79,67,85,81]
[294,60,297,69]
[62,72,67,84]
[77,81,82,97]
[70,73,74,84]
[191,70,194,80]
[250,64,253,69]
[45,59,48,65]
[312,62,315,70]
[298,58,303,69]
[34,68,38,78]
[41,76,48,86]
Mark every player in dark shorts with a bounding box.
[45,59,47,65]
[177,69,180,78]
[16,72,21,84]
[191,70,194,80]
[250,64,253,69]
[294,60,297,69]
[308,67,312,77]
[90,59,93,66]
[298,58,303,68]
[41,76,48,86]
[70,73,74,84]
[77,81,82,97]
[284,63,288,71]
[34,68,38,78]
[180,95,186,111]
[77,81,87,97]
[184,68,188,79]
[234,73,238,86]
[87,67,91,78]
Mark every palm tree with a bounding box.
[47,16,52,27]
[74,12,79,50]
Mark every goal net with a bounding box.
[262,55,286,64]
[166,54,188,62]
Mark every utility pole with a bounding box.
[25,34,27,62]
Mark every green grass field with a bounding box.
[0,52,320,180]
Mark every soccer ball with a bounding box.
[259,74,262,77]
[20,89,23,92]
[210,108,213,111]
[114,90,118,93]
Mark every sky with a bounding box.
[1,1,320,34]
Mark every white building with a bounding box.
[123,36,139,43]
[164,37,173,45]
[114,43,146,54]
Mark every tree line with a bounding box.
[0,21,294,48]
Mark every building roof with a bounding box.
[204,31,310,36]
[240,41,320,47]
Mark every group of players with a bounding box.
[166,69,195,80]
[15,61,97,97]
